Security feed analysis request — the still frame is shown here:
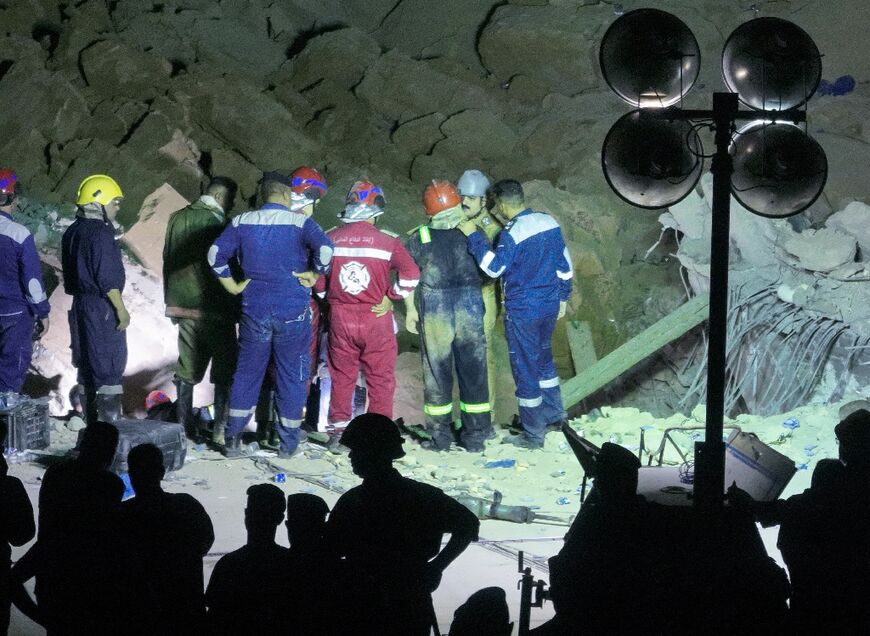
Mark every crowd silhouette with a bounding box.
[2,410,870,635]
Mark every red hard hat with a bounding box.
[0,168,17,195]
[346,180,385,209]
[423,180,461,216]
[290,166,327,200]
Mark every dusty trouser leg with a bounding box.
[453,291,491,452]
[326,305,362,426]
[225,312,273,452]
[358,309,397,419]
[211,382,230,446]
[71,296,127,425]
[419,293,456,450]
[0,312,35,393]
[481,283,498,417]
[205,315,238,445]
[174,318,208,439]
[535,313,566,426]
[505,312,546,444]
[272,310,311,455]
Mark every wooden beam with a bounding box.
[562,294,710,409]
[567,320,597,375]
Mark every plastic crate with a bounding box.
[110,418,187,474]
[0,398,50,453]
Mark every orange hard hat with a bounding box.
[423,180,461,216]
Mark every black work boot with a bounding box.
[95,393,122,423]
[174,378,200,442]
[82,388,98,426]
[211,384,230,447]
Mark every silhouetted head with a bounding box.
[341,413,405,478]
[449,586,513,636]
[127,443,166,492]
[78,421,119,469]
[595,442,641,500]
[285,493,329,545]
[810,458,846,499]
[835,408,870,468]
[245,484,286,533]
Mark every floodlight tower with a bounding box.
[600,10,827,507]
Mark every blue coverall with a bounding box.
[467,209,573,443]
[407,225,491,451]
[210,203,333,453]
[0,212,50,392]
[61,216,127,396]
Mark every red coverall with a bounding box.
[317,222,419,424]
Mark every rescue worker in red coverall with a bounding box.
[316,181,419,451]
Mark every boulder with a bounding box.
[79,40,172,100]
[826,201,870,259]
[783,227,857,273]
[371,0,495,72]
[124,184,191,273]
[189,15,287,78]
[0,65,90,145]
[410,110,519,182]
[355,50,502,123]
[284,27,381,91]
[478,3,612,96]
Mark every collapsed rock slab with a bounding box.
[124,184,190,274]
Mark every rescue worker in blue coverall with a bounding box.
[61,175,130,425]
[459,179,573,449]
[210,169,333,458]
[405,180,492,452]
[0,168,50,395]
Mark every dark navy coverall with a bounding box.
[0,212,50,392]
[407,225,491,451]
[467,209,573,444]
[61,216,127,396]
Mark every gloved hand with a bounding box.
[371,296,393,318]
[558,301,567,319]
[405,310,419,334]
[116,306,131,331]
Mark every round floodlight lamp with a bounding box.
[602,110,704,209]
[600,8,701,108]
[722,17,821,111]
[730,121,827,217]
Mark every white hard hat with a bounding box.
[457,169,491,198]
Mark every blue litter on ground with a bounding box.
[556,497,571,505]
[485,459,516,469]
[818,75,856,96]
[783,418,800,430]
[274,473,286,484]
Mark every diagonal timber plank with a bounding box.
[562,294,710,409]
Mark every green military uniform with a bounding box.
[163,195,238,389]
[474,212,502,413]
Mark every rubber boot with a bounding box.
[174,379,200,442]
[223,435,242,458]
[95,393,122,424]
[211,384,230,447]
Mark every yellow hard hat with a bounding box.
[76,174,124,206]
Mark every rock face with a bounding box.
[4,0,870,414]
